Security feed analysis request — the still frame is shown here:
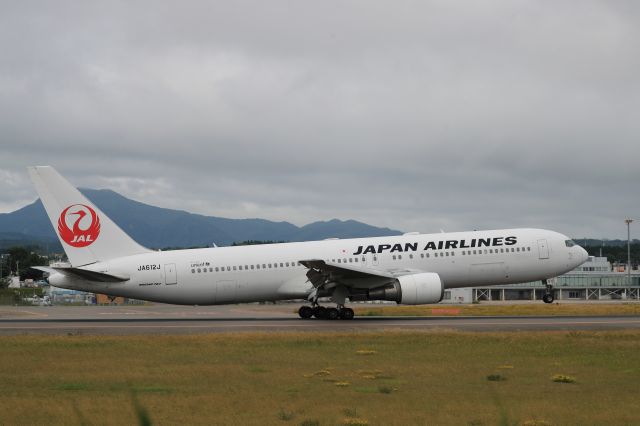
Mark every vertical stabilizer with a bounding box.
[28,166,151,266]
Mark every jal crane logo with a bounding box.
[57,204,101,247]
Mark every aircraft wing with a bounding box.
[299,259,424,290]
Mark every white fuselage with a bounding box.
[50,228,588,305]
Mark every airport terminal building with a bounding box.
[461,256,640,302]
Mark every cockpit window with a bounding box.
[565,240,576,247]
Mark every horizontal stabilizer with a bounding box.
[31,266,129,282]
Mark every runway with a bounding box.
[2,305,640,335]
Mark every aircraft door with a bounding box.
[164,263,177,285]
[361,254,378,266]
[537,239,550,259]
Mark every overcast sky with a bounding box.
[1,1,638,239]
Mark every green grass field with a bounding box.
[353,302,640,317]
[1,331,640,425]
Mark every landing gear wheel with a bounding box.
[541,279,554,304]
[313,306,327,319]
[339,308,355,320]
[298,306,314,319]
[326,307,339,320]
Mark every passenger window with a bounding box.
[355,258,358,262]
[280,263,283,267]
[349,258,353,263]
[262,264,266,268]
[197,268,201,273]
[392,255,396,260]
[233,266,236,271]
[446,252,449,257]
[426,253,430,258]
[434,253,438,257]
[251,265,254,270]
[451,252,455,257]
[398,255,402,260]
[373,256,377,261]
[191,269,195,274]
[409,254,413,259]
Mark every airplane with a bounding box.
[28,166,589,320]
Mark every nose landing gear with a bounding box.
[542,279,555,304]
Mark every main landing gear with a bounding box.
[542,279,554,304]
[298,305,355,320]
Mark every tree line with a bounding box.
[0,246,50,287]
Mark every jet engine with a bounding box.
[366,272,444,305]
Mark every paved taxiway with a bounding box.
[1,305,640,335]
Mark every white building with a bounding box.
[473,256,640,301]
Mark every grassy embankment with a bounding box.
[353,302,640,317]
[0,287,43,305]
[1,331,640,425]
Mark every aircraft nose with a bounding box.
[579,246,588,263]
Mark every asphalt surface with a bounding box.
[1,305,640,335]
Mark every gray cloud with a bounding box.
[1,1,639,239]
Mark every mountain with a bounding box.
[0,189,402,251]
[0,232,61,251]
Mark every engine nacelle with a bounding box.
[367,273,444,305]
